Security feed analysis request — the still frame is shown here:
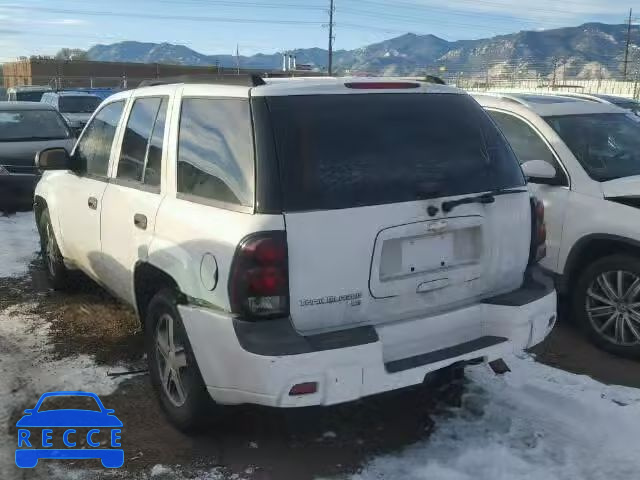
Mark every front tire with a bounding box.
[145,289,217,432]
[38,209,70,290]
[573,255,640,358]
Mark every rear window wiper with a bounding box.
[442,188,527,214]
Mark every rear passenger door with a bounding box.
[489,109,570,272]
[99,94,171,304]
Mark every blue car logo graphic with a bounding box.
[15,391,123,468]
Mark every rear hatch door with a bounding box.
[259,90,531,334]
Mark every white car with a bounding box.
[33,77,556,430]
[475,92,640,357]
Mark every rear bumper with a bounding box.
[0,174,38,208]
[181,268,556,408]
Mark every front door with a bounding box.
[56,100,126,279]
[99,96,170,304]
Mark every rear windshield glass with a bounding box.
[0,110,71,141]
[59,96,102,114]
[264,93,524,211]
[14,91,48,102]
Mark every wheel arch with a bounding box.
[562,234,640,293]
[133,261,185,329]
[33,193,70,259]
[33,195,48,225]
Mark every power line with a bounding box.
[341,0,637,30]
[4,5,325,26]
[346,0,628,16]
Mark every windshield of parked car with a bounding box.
[37,395,102,412]
[14,91,48,102]
[263,93,525,211]
[546,113,640,181]
[0,110,71,141]
[59,95,102,114]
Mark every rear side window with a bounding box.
[75,101,125,177]
[177,98,254,207]
[117,97,168,187]
[262,93,524,212]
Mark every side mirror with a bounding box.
[23,409,33,415]
[36,148,72,171]
[521,160,557,183]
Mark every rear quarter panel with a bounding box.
[151,198,284,311]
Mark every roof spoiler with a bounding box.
[138,73,266,88]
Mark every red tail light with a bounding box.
[344,82,420,90]
[529,197,547,265]
[229,231,289,320]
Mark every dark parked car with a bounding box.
[0,102,75,210]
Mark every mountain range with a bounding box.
[83,22,640,79]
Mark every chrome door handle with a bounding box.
[88,197,98,210]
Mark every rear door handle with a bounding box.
[134,213,148,230]
[88,197,98,210]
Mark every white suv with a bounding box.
[33,76,556,430]
[475,92,640,357]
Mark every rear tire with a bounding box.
[573,255,640,358]
[145,289,218,432]
[38,208,70,290]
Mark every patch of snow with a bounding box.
[0,212,39,278]
[598,32,617,43]
[148,464,226,479]
[0,304,124,478]
[352,354,640,480]
[151,464,174,476]
[323,431,337,439]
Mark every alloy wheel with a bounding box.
[44,222,57,277]
[586,270,640,346]
[155,313,189,407]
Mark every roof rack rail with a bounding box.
[138,73,266,88]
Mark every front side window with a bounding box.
[177,98,254,207]
[117,97,167,187]
[75,101,125,177]
[489,111,557,166]
[546,113,640,181]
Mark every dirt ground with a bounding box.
[2,258,639,479]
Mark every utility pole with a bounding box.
[624,8,633,80]
[236,44,240,75]
[328,0,335,76]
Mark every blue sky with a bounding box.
[0,0,639,61]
